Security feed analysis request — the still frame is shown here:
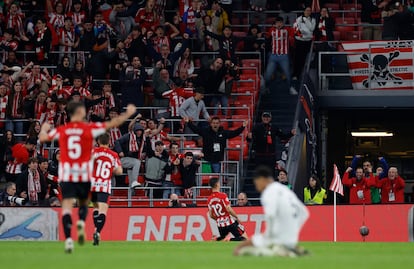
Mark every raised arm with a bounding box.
[342,168,354,187]
[225,121,247,139]
[105,104,137,130]
[378,157,389,179]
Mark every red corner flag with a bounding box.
[329,164,344,196]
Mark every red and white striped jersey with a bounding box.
[49,12,65,30]
[208,191,235,228]
[67,11,86,26]
[0,37,18,51]
[109,127,122,149]
[58,27,75,53]
[67,86,91,99]
[24,72,47,91]
[268,27,289,55]
[47,121,107,183]
[90,147,121,194]
[0,96,8,128]
[162,88,193,117]
[153,36,170,53]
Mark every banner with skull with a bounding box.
[342,40,414,90]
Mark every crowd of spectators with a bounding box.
[0,0,411,207]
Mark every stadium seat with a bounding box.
[153,200,169,207]
[242,59,261,75]
[233,31,247,38]
[199,188,211,196]
[324,3,340,10]
[184,140,197,148]
[345,31,362,41]
[335,26,355,40]
[113,189,128,196]
[335,17,356,25]
[333,31,341,41]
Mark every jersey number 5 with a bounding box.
[68,136,81,159]
[212,203,225,217]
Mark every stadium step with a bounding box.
[242,78,297,203]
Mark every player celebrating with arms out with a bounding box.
[39,102,136,253]
[234,166,309,257]
[91,133,122,246]
[208,177,247,241]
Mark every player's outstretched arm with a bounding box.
[106,104,137,130]
[39,123,52,143]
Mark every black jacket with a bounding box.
[314,15,335,41]
[188,122,245,163]
[179,160,199,189]
[360,0,382,23]
[249,123,293,155]
[203,30,240,64]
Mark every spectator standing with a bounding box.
[78,18,96,53]
[292,7,315,82]
[0,85,9,130]
[144,139,170,199]
[303,175,326,205]
[5,2,26,40]
[119,57,147,109]
[185,116,247,173]
[394,3,414,40]
[381,4,398,40]
[183,0,203,37]
[163,142,183,199]
[124,26,147,64]
[108,108,123,149]
[16,157,47,206]
[179,151,200,198]
[114,124,146,188]
[207,1,230,34]
[361,0,387,40]
[350,155,388,204]
[314,8,335,42]
[343,167,376,204]
[376,167,405,203]
[135,0,160,32]
[6,81,25,137]
[203,25,239,65]
[198,15,219,53]
[248,112,295,170]
[32,17,53,64]
[0,130,16,180]
[264,17,296,95]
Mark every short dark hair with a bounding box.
[223,25,232,31]
[169,142,179,149]
[254,166,274,180]
[66,101,85,117]
[97,133,110,145]
[209,177,220,188]
[28,157,38,164]
[211,116,220,122]
[185,152,193,157]
[155,140,164,146]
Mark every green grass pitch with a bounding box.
[1,241,413,269]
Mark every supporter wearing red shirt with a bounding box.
[39,102,136,253]
[376,167,406,203]
[343,167,376,204]
[0,28,19,52]
[135,0,159,32]
[208,177,247,241]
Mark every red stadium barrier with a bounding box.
[54,204,413,242]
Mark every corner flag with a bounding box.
[329,164,344,196]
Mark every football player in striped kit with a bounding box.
[208,177,247,241]
[90,133,122,246]
[39,102,136,253]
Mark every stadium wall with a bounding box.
[0,205,412,242]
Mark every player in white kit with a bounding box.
[234,166,310,257]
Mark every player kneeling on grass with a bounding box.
[234,166,309,257]
[91,133,122,246]
[208,177,247,241]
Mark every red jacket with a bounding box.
[376,176,405,203]
[342,172,376,204]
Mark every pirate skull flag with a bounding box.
[342,40,414,90]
